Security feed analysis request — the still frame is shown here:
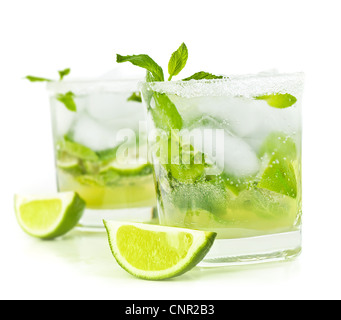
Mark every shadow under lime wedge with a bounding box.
[14,192,85,239]
[103,221,217,280]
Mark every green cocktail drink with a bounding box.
[140,73,303,265]
[47,79,156,228]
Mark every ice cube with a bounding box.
[168,94,201,124]
[185,116,225,170]
[51,98,76,137]
[86,92,144,124]
[72,114,120,151]
[191,96,300,152]
[221,97,269,137]
[234,98,298,136]
[222,132,260,177]
[187,120,260,177]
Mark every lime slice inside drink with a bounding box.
[259,132,297,160]
[57,158,79,169]
[258,156,297,198]
[100,161,153,177]
[56,155,82,175]
[103,221,217,280]
[57,138,99,162]
[14,192,85,239]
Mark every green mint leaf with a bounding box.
[56,91,77,112]
[96,145,121,162]
[255,93,297,109]
[25,76,52,82]
[116,54,164,82]
[168,43,188,81]
[58,68,71,81]
[182,72,225,81]
[127,92,142,103]
[150,92,183,131]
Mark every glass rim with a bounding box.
[140,72,305,98]
[46,78,143,95]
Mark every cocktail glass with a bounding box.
[141,72,303,266]
[47,79,156,229]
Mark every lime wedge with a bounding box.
[255,93,297,109]
[103,221,216,280]
[258,156,297,198]
[14,192,85,239]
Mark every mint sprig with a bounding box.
[116,42,221,82]
[25,68,77,112]
[116,43,223,132]
[168,43,188,81]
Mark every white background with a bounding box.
[1,0,340,300]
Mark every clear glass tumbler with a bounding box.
[47,79,156,229]
[141,72,304,266]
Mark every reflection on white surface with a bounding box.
[22,229,123,279]
[18,228,301,283]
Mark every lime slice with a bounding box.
[258,156,297,198]
[57,138,99,162]
[259,132,297,160]
[56,156,82,175]
[170,162,205,183]
[14,192,85,239]
[76,175,106,187]
[220,173,254,196]
[255,93,297,109]
[103,221,216,280]
[57,158,79,169]
[236,188,292,220]
[100,161,153,177]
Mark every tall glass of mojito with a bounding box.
[47,79,156,229]
[141,72,303,265]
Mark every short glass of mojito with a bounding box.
[47,79,156,229]
[141,72,303,266]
